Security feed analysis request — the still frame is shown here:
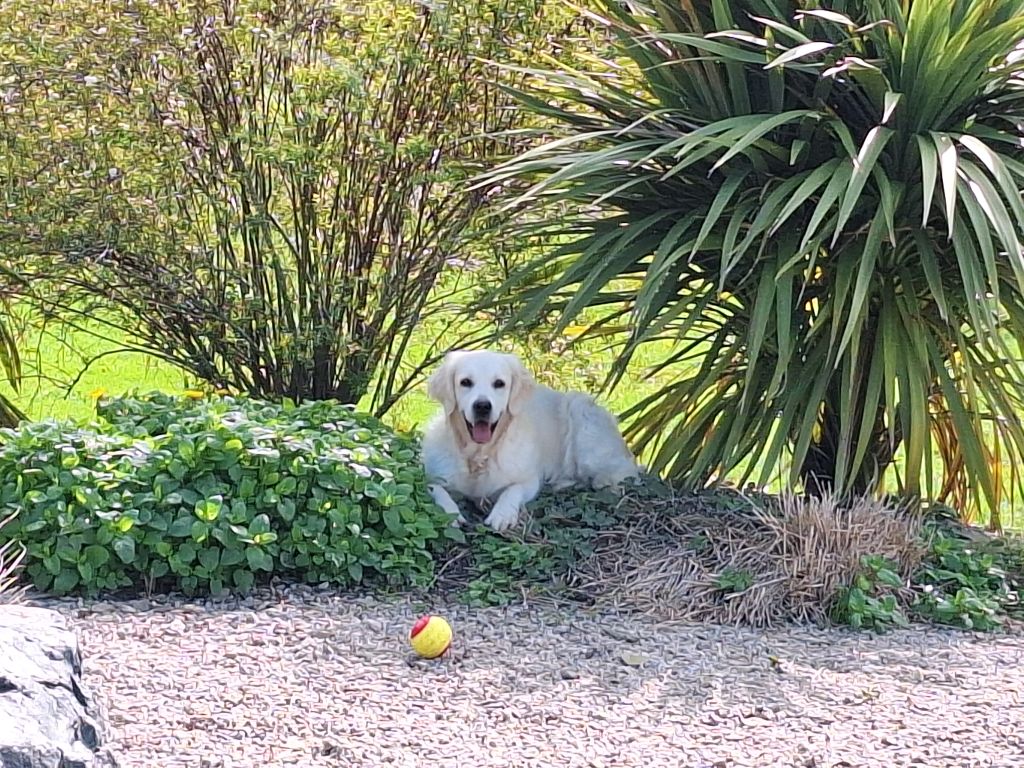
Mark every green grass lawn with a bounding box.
[0,323,190,422]
[0,311,675,425]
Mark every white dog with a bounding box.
[422,350,639,531]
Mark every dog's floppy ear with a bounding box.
[427,351,461,414]
[506,354,535,416]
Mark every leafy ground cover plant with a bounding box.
[831,554,911,630]
[828,509,1024,632]
[910,519,1023,630]
[0,393,459,596]
[456,486,626,607]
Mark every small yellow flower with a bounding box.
[184,389,205,400]
[88,388,107,400]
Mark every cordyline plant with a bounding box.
[481,0,1024,523]
[1,0,564,413]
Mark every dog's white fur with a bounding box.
[422,350,638,531]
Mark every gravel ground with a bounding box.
[34,587,1024,768]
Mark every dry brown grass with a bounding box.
[0,510,27,604]
[569,489,927,627]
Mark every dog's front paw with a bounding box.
[484,502,520,532]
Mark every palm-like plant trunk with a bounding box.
[803,317,889,497]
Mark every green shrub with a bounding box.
[832,555,910,631]
[831,521,1024,633]
[714,567,755,595]
[911,529,1018,631]
[460,486,636,607]
[0,393,460,596]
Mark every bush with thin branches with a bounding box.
[1,0,583,413]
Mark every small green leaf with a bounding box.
[113,537,136,564]
[168,516,194,537]
[876,568,903,589]
[194,497,223,522]
[53,569,79,594]
[249,514,271,535]
[178,441,195,462]
[84,544,110,568]
[191,520,209,542]
[178,542,197,564]
[443,526,466,543]
[246,547,274,572]
[238,477,257,498]
[383,508,404,536]
[277,499,296,522]
[198,547,220,570]
[221,548,244,567]
[233,569,255,593]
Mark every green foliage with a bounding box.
[479,0,1024,514]
[833,520,1024,632]
[464,536,560,607]
[0,393,459,597]
[461,486,628,607]
[714,567,754,594]
[0,0,576,414]
[911,529,1019,630]
[832,555,910,631]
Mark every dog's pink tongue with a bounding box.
[471,421,493,443]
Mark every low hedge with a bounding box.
[0,393,460,596]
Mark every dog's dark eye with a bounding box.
[459,378,473,388]
[493,379,506,389]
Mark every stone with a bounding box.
[0,605,117,768]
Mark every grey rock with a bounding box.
[0,605,117,768]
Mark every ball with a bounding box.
[409,615,453,659]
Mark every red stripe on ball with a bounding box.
[410,615,432,639]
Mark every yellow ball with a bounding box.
[409,615,453,659]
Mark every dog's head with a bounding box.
[427,350,534,445]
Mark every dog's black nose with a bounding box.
[472,399,492,419]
